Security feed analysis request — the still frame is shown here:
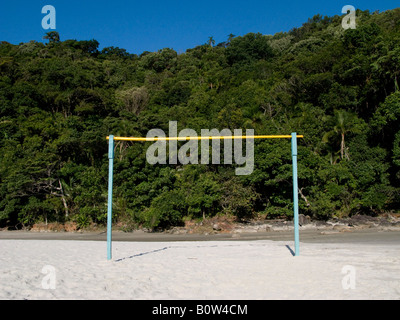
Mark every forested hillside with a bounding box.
[1,9,400,230]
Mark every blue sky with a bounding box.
[0,1,398,54]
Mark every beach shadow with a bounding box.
[285,245,295,256]
[114,243,237,262]
[115,243,294,262]
[115,247,169,262]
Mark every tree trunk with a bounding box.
[341,133,345,160]
[299,188,311,207]
[59,179,69,218]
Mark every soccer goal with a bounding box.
[106,132,303,260]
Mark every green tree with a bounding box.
[43,31,60,43]
[207,36,215,47]
[225,32,274,65]
[323,110,364,161]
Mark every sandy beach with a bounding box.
[1,231,399,300]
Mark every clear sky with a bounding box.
[0,1,398,54]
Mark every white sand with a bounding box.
[0,239,399,300]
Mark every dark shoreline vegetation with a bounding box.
[1,9,400,231]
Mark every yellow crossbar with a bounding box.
[107,135,304,141]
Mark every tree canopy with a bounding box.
[1,9,400,230]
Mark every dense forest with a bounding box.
[1,9,400,230]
